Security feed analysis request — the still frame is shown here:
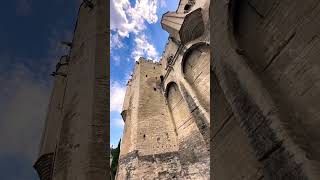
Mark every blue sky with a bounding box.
[110,0,179,147]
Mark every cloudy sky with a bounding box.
[110,0,179,147]
[0,0,79,179]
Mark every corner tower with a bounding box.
[117,58,180,179]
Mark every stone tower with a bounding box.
[33,0,108,179]
[116,59,181,179]
[116,0,211,179]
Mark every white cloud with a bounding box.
[127,0,159,24]
[159,0,167,8]
[110,33,124,49]
[132,34,159,61]
[110,0,131,37]
[110,0,160,38]
[110,81,127,113]
[110,0,161,62]
[112,55,121,66]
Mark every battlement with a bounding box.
[137,57,162,66]
[126,57,164,86]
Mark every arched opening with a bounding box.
[166,82,208,164]
[182,43,210,112]
[166,83,189,132]
[227,1,320,177]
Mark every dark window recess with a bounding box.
[160,75,164,82]
[143,134,146,139]
[167,55,174,65]
[184,4,191,11]
[184,0,195,13]
[146,75,148,77]
[154,67,155,69]
[154,88,156,91]
[157,137,160,141]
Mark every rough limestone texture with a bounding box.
[34,0,109,180]
[116,0,210,179]
[211,0,320,179]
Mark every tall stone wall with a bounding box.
[34,56,69,180]
[166,82,209,178]
[211,71,264,180]
[160,0,211,177]
[120,63,140,156]
[52,1,108,179]
[117,59,181,179]
[34,0,108,179]
[117,56,210,179]
[211,0,320,179]
[136,60,178,155]
[183,44,210,112]
[117,0,211,179]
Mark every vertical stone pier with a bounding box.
[34,0,109,179]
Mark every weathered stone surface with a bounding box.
[117,151,182,179]
[117,1,210,180]
[161,8,204,45]
[34,0,109,179]
[117,0,210,179]
[211,0,320,179]
[34,55,69,180]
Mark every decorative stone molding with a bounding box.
[161,8,204,45]
[51,55,69,77]
[33,153,54,180]
[183,0,196,13]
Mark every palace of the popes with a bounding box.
[34,0,320,179]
